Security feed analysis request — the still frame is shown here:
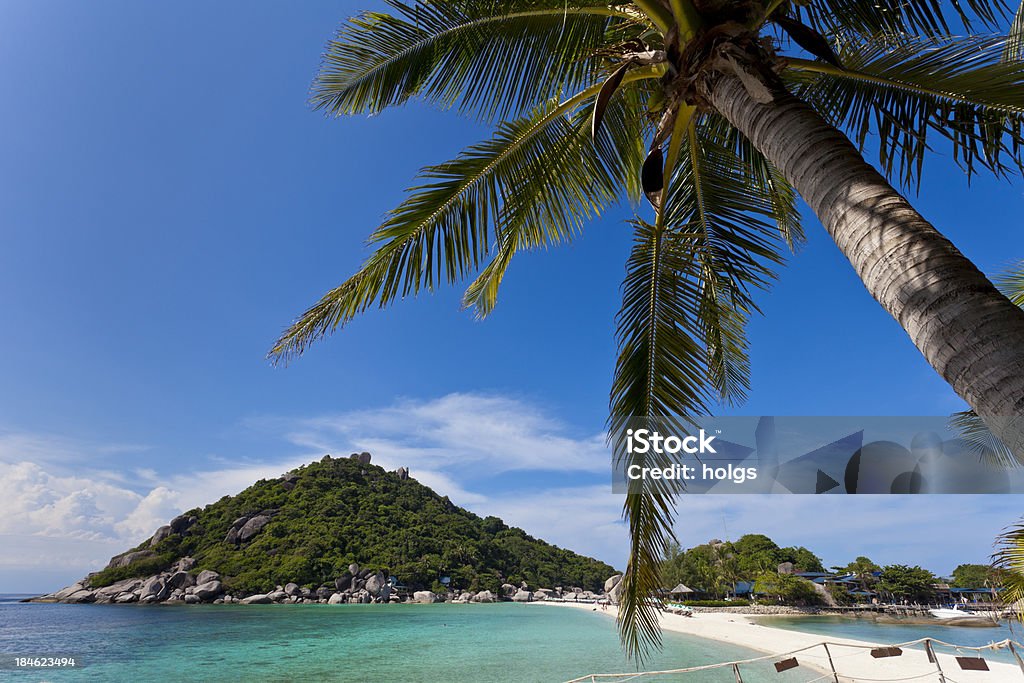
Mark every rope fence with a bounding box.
[565,637,1024,683]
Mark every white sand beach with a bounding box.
[540,601,1022,681]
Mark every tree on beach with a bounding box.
[995,517,1024,614]
[839,556,880,578]
[877,564,937,603]
[661,540,733,596]
[275,0,1024,658]
[778,546,824,573]
[752,571,819,605]
[836,556,881,591]
[950,563,1005,589]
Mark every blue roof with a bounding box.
[949,587,993,593]
[795,572,832,578]
[733,581,755,594]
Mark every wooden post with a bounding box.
[925,640,947,683]
[822,643,840,683]
[1008,641,1024,676]
[732,663,743,682]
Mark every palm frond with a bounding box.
[786,35,1024,186]
[664,117,797,403]
[699,114,805,251]
[994,520,1024,612]
[463,85,650,317]
[610,116,796,658]
[314,0,639,123]
[271,70,663,361]
[795,0,1008,39]
[611,218,703,661]
[949,411,1021,467]
[1006,0,1024,61]
[996,259,1024,306]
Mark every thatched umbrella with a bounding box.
[669,583,694,598]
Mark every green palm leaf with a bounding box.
[997,259,1024,306]
[611,217,704,660]
[994,520,1024,612]
[464,86,650,317]
[702,114,804,251]
[1006,0,1024,61]
[271,68,663,360]
[314,0,638,123]
[949,411,1021,467]
[786,34,1024,186]
[665,117,798,402]
[286,0,1024,660]
[795,0,1008,39]
[610,115,797,658]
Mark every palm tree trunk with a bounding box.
[705,73,1024,455]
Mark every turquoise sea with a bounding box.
[0,597,809,682]
[758,614,1021,663]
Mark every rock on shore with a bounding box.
[31,565,621,607]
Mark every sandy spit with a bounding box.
[537,601,1021,682]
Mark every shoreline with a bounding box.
[536,601,1021,681]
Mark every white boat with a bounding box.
[929,605,986,620]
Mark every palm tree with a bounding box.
[994,516,1024,617]
[843,555,881,592]
[271,0,1024,657]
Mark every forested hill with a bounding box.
[90,454,615,594]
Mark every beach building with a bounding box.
[732,581,757,598]
[932,583,998,605]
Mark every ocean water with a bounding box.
[757,614,1022,663]
[0,597,813,682]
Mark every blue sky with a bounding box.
[1,1,1022,593]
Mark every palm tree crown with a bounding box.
[270,0,1024,658]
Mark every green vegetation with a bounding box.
[951,563,1005,589]
[996,519,1024,611]
[826,584,855,607]
[877,565,938,603]
[753,572,821,606]
[89,456,614,594]
[663,537,1006,607]
[836,556,881,578]
[89,553,177,587]
[675,599,751,608]
[661,534,825,598]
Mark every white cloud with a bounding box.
[274,393,609,476]
[0,457,319,587]
[0,461,148,542]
